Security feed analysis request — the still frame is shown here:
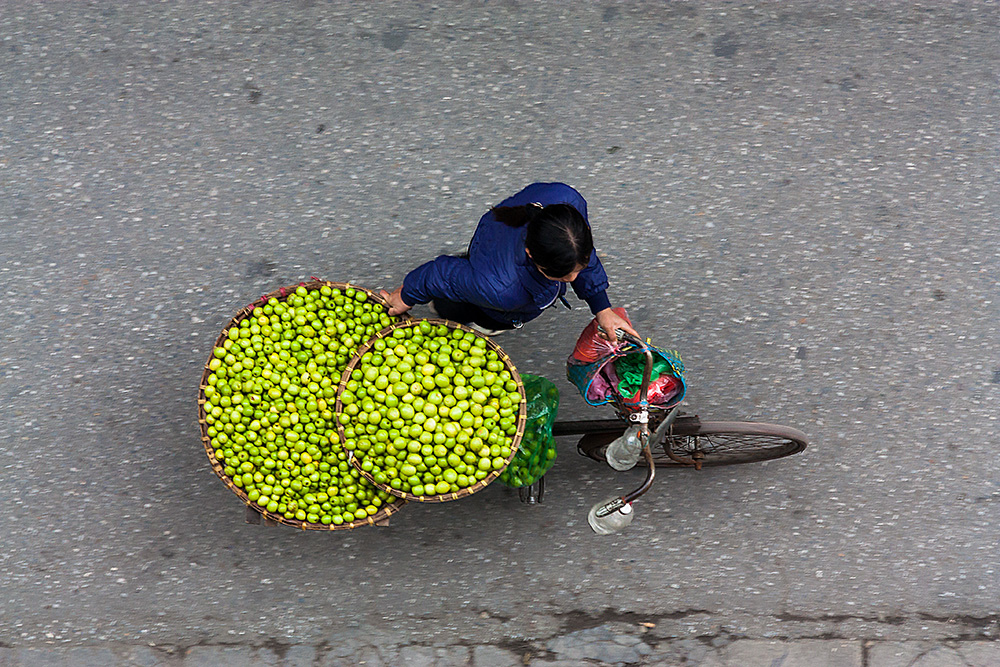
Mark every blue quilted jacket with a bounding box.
[400,182,611,327]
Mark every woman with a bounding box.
[380,182,637,342]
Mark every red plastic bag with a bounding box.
[571,307,633,363]
[624,374,681,406]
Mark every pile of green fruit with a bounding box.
[200,283,401,527]
[498,374,559,488]
[338,320,524,499]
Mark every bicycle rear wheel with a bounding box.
[662,421,807,467]
[572,418,807,468]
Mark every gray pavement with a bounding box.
[3,633,1000,666]
[2,1,1000,666]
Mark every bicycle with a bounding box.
[515,329,808,534]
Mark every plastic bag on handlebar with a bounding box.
[499,374,559,489]
[570,307,632,363]
[566,313,686,409]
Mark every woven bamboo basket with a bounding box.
[197,280,406,530]
[336,318,528,503]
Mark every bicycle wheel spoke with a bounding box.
[671,434,796,454]
[664,432,801,465]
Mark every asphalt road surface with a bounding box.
[2,0,998,654]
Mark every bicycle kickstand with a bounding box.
[518,475,546,505]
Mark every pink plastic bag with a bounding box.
[586,364,619,404]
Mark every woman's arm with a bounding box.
[381,255,501,316]
[571,253,639,343]
[571,249,611,311]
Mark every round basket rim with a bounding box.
[197,279,407,530]
[335,318,528,503]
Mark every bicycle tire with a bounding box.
[573,419,807,468]
[662,421,807,467]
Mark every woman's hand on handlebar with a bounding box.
[594,308,639,343]
[379,286,413,317]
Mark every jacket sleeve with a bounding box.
[400,255,502,311]
[570,250,612,314]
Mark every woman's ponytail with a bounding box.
[491,202,544,228]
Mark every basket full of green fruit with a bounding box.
[336,319,527,502]
[198,280,407,530]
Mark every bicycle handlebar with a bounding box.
[597,326,643,347]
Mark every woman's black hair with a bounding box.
[491,203,593,278]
